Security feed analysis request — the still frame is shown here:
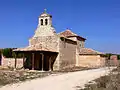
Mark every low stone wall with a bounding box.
[1,57,23,68]
[78,55,105,68]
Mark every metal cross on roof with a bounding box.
[44,9,47,13]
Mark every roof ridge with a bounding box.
[58,29,78,36]
[79,48,103,55]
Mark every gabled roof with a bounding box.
[58,29,86,41]
[58,30,77,37]
[79,48,103,55]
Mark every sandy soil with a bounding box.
[0,67,112,90]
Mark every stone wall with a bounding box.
[67,37,77,41]
[33,26,56,37]
[78,55,105,68]
[1,57,23,68]
[58,39,77,69]
[29,35,60,70]
[110,55,118,60]
[77,40,85,48]
[53,53,60,70]
[75,40,85,66]
[29,36,59,52]
[67,37,85,48]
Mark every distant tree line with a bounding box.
[0,48,23,58]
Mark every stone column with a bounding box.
[23,53,25,69]
[40,53,44,71]
[49,56,52,71]
[32,53,35,70]
[14,53,17,70]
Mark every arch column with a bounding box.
[23,53,25,69]
[14,53,17,70]
[32,53,35,70]
[40,53,44,71]
[49,56,52,71]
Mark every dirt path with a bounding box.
[0,67,113,90]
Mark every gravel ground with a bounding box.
[0,67,113,90]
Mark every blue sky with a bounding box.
[0,0,120,53]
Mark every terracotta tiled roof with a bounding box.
[58,30,77,37]
[58,29,86,40]
[13,43,58,53]
[79,48,103,55]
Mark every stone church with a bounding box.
[14,10,105,71]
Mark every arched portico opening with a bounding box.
[14,51,58,71]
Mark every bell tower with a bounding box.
[33,9,56,37]
[38,9,52,26]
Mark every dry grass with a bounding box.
[0,70,51,86]
[0,66,91,87]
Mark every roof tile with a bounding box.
[58,29,77,37]
[79,48,103,55]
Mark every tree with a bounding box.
[2,48,13,58]
[105,53,112,59]
[117,55,120,60]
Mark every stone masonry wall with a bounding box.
[59,39,76,69]
[75,40,85,66]
[1,57,23,68]
[34,26,56,37]
[29,36,59,52]
[78,55,105,68]
[30,35,60,70]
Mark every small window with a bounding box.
[41,19,43,25]
[45,19,48,25]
